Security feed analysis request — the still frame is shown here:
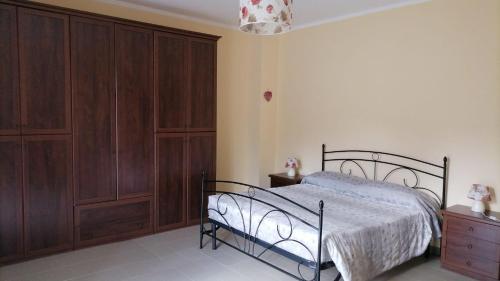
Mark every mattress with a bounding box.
[207,171,441,281]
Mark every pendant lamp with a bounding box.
[239,0,293,35]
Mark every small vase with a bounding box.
[471,200,485,213]
[287,168,296,177]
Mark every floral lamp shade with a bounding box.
[467,184,491,201]
[285,157,299,177]
[239,0,293,35]
[467,184,491,213]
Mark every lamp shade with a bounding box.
[467,184,491,201]
[239,0,292,35]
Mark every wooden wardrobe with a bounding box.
[0,0,218,264]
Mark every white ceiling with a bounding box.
[103,0,429,30]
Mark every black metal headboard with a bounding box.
[321,144,448,209]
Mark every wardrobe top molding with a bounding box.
[3,0,221,41]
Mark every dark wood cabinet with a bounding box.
[116,24,154,199]
[0,4,20,136]
[154,34,217,133]
[75,197,153,248]
[18,8,71,135]
[157,132,216,229]
[0,0,218,264]
[154,37,217,228]
[187,132,216,225]
[156,134,187,231]
[71,16,117,205]
[23,135,73,256]
[155,32,188,132]
[188,39,216,131]
[442,205,500,281]
[0,137,23,263]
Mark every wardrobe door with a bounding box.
[0,4,20,136]
[187,132,216,225]
[188,39,216,132]
[18,8,71,135]
[0,137,23,263]
[71,17,116,205]
[115,24,154,199]
[156,134,186,231]
[23,135,73,256]
[154,32,188,132]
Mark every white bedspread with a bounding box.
[207,172,441,281]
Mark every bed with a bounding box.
[199,145,448,281]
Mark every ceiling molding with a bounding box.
[291,0,431,31]
[97,0,238,31]
[97,0,431,34]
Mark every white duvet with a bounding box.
[208,171,441,281]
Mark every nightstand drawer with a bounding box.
[447,217,500,244]
[445,248,500,279]
[446,231,500,262]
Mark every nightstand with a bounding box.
[441,205,500,281]
[268,173,304,188]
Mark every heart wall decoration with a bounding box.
[264,90,272,102]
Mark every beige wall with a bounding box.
[31,0,500,211]
[275,0,500,211]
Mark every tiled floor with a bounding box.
[0,226,474,281]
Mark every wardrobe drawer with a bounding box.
[75,197,153,247]
[446,231,500,262]
[446,217,500,244]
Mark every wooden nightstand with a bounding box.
[268,173,304,188]
[441,205,500,281]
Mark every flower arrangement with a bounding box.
[285,157,299,177]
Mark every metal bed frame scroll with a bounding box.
[199,144,448,281]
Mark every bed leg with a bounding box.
[424,245,431,259]
[316,201,324,281]
[211,223,217,250]
[199,229,203,249]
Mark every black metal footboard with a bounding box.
[199,171,338,281]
